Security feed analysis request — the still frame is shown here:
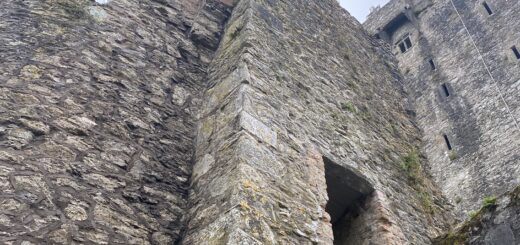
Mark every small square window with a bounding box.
[396,36,413,53]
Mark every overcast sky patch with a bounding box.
[339,0,390,22]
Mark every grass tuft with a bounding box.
[341,101,356,113]
[482,196,497,208]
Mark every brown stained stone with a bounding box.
[20,65,42,80]
[48,226,69,244]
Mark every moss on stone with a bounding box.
[482,196,497,208]
[435,231,468,245]
[468,210,478,219]
[401,150,421,182]
[20,65,42,80]
[418,191,434,214]
[341,101,356,113]
[434,192,512,245]
[449,150,458,161]
[400,150,437,214]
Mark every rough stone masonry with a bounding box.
[365,0,519,243]
[0,0,232,243]
[0,0,517,244]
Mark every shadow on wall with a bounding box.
[323,156,374,244]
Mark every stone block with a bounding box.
[238,111,277,147]
[19,118,50,135]
[54,116,97,136]
[192,154,215,184]
[205,63,251,115]
[227,228,262,245]
[237,134,284,177]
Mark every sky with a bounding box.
[339,0,390,22]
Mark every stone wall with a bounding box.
[434,186,520,245]
[365,0,520,217]
[185,0,452,243]
[0,0,232,243]
[0,0,472,243]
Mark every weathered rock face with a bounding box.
[365,0,520,217]
[0,0,232,243]
[434,186,520,245]
[185,0,452,244]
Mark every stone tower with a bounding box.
[0,0,517,244]
[365,0,520,221]
[365,0,520,243]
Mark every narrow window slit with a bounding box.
[441,83,450,97]
[443,134,453,151]
[483,2,493,15]
[429,59,436,70]
[512,46,520,60]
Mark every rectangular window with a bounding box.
[443,135,453,151]
[512,46,520,59]
[404,37,412,49]
[397,35,413,53]
[429,59,436,70]
[399,42,406,53]
[441,83,450,97]
[483,2,493,15]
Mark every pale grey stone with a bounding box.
[239,111,277,147]
[6,127,33,149]
[88,6,108,22]
[65,203,88,221]
[19,118,50,135]
[484,224,516,245]
[191,154,215,184]
[171,86,189,106]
